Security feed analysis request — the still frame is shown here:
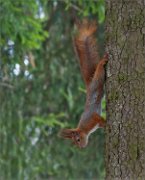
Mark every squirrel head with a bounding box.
[59,128,88,148]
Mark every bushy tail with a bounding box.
[74,19,100,86]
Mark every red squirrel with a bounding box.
[59,19,108,148]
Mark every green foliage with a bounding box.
[0,0,48,51]
[0,0,106,179]
[64,0,105,23]
[33,113,68,128]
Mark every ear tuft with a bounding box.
[58,128,74,139]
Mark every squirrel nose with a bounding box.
[80,143,87,148]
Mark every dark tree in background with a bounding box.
[106,0,145,179]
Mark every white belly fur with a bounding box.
[88,124,99,135]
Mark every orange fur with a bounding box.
[59,19,108,148]
[74,18,100,86]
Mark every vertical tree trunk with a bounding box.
[105,0,145,179]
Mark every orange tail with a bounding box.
[74,19,100,86]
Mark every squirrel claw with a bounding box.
[103,53,109,60]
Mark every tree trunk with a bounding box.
[105,0,145,179]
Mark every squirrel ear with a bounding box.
[59,129,74,139]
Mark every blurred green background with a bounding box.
[0,0,106,179]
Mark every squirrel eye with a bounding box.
[77,139,80,142]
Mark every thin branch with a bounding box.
[0,82,14,89]
[69,3,83,12]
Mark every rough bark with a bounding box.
[105,0,145,179]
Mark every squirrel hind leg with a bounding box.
[100,53,109,66]
[93,53,109,78]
